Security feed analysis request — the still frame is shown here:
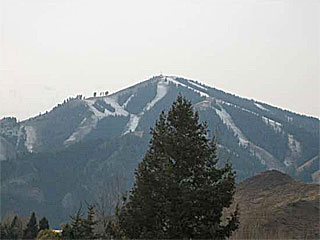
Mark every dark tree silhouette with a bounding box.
[23,212,38,239]
[119,96,239,239]
[38,217,49,232]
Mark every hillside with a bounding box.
[231,170,320,239]
[1,75,319,225]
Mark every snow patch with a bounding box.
[123,79,169,135]
[213,104,282,169]
[249,144,283,170]
[165,76,209,98]
[122,94,134,108]
[123,115,141,134]
[255,103,269,112]
[144,79,169,111]
[297,156,318,173]
[86,97,129,119]
[284,134,301,167]
[64,116,98,145]
[262,116,282,133]
[66,78,169,142]
[15,126,24,149]
[194,99,212,111]
[286,115,293,123]
[187,80,208,91]
[218,100,259,116]
[65,96,130,145]
[24,126,37,153]
[214,105,249,146]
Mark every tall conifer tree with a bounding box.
[119,96,239,239]
[39,217,49,232]
[82,204,97,239]
[23,212,38,239]
[10,216,22,239]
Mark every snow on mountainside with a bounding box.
[166,77,209,97]
[194,98,283,170]
[123,78,170,134]
[0,75,319,182]
[213,102,249,147]
[24,126,37,153]
[255,103,269,112]
[63,75,209,141]
[64,94,130,145]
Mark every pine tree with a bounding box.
[61,224,74,239]
[10,216,22,239]
[0,223,8,240]
[119,96,239,239]
[70,206,85,239]
[0,215,22,240]
[81,204,97,239]
[38,217,49,231]
[69,204,97,239]
[103,204,124,239]
[23,212,38,239]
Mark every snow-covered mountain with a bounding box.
[1,75,318,175]
[1,75,319,225]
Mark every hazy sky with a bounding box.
[1,0,319,120]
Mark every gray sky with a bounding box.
[1,0,319,120]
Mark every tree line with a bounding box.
[0,213,49,240]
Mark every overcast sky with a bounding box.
[1,0,319,120]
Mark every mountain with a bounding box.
[231,170,319,239]
[1,75,319,225]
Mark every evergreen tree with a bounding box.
[81,204,97,239]
[61,224,74,239]
[0,215,23,240]
[0,222,11,240]
[38,217,49,232]
[70,207,85,239]
[102,204,124,239]
[119,96,239,239]
[10,216,22,239]
[23,212,38,239]
[0,223,7,239]
[69,204,97,239]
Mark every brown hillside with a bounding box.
[231,170,320,239]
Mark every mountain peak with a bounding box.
[0,75,318,182]
[104,74,210,101]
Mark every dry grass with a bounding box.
[230,213,319,239]
[227,170,320,240]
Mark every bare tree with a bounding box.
[93,174,126,234]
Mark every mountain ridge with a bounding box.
[1,75,318,176]
[1,75,319,225]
